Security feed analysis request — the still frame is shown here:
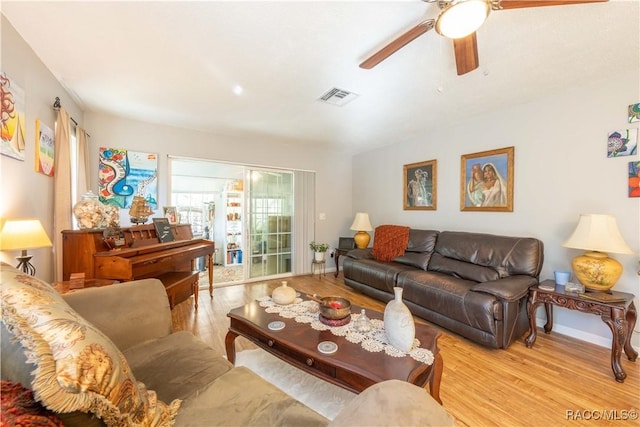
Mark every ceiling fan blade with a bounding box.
[494,0,607,10]
[359,20,435,69]
[453,33,479,76]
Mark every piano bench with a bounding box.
[156,271,200,309]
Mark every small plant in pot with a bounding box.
[310,241,329,262]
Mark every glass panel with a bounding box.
[248,169,294,278]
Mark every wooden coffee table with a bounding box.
[226,298,443,403]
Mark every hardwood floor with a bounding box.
[172,273,640,426]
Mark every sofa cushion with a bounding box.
[432,231,544,278]
[398,270,501,333]
[343,258,416,294]
[328,380,454,427]
[394,252,432,270]
[0,264,180,426]
[372,225,410,262]
[393,229,438,271]
[123,331,233,403]
[428,253,499,283]
[174,366,328,426]
[405,229,439,253]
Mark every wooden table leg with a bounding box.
[624,302,638,361]
[602,304,635,383]
[543,302,553,334]
[225,330,239,364]
[429,352,443,404]
[334,251,341,278]
[525,292,540,348]
[207,253,214,298]
[193,276,199,310]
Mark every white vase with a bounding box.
[272,281,296,305]
[383,287,415,352]
[314,251,326,262]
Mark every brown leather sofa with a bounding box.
[343,229,544,349]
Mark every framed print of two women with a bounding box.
[461,146,514,212]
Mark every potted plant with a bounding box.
[309,241,329,262]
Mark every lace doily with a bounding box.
[257,296,434,365]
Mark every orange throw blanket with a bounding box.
[372,225,410,262]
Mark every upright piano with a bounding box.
[62,224,214,308]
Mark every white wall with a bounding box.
[0,17,84,280]
[1,16,353,281]
[84,111,354,256]
[352,69,640,348]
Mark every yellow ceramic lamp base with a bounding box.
[572,251,623,292]
[353,231,371,249]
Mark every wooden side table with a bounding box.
[333,248,350,277]
[525,279,637,382]
[53,278,118,294]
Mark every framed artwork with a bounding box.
[163,206,179,224]
[1,72,26,161]
[628,102,640,123]
[98,147,158,209]
[35,119,55,176]
[152,218,175,243]
[629,161,640,198]
[403,159,437,210]
[460,146,514,212]
[607,129,638,157]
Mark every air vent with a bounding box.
[317,87,359,107]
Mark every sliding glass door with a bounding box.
[246,169,293,279]
[169,156,313,285]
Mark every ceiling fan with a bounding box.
[359,0,608,76]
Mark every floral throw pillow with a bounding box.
[0,263,180,426]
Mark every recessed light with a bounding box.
[232,85,243,96]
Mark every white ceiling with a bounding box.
[3,1,639,154]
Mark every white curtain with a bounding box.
[76,127,90,196]
[53,108,72,281]
[293,170,315,274]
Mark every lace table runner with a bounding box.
[257,296,434,365]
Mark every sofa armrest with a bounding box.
[347,248,374,260]
[62,278,173,351]
[471,275,538,302]
[329,380,455,427]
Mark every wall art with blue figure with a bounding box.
[99,147,158,209]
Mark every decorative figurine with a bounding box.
[129,195,154,225]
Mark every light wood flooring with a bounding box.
[172,273,640,427]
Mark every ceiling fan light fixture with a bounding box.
[436,0,490,39]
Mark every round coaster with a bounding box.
[268,321,285,331]
[317,341,338,355]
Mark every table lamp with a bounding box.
[350,212,373,249]
[0,219,53,275]
[562,214,634,292]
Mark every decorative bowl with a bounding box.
[319,296,351,320]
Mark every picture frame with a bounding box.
[163,206,179,224]
[460,146,514,212]
[153,217,175,243]
[403,159,437,210]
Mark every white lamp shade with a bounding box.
[350,212,373,232]
[436,0,490,39]
[0,219,53,251]
[562,214,633,255]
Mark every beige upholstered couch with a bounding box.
[0,263,454,426]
